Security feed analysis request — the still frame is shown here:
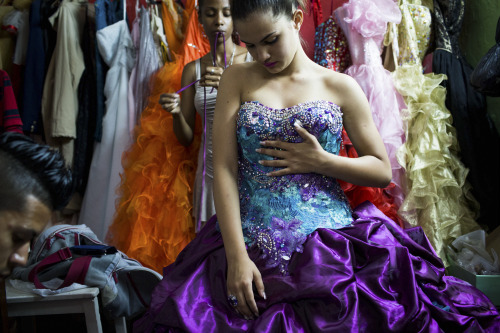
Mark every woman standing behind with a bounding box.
[159,0,251,232]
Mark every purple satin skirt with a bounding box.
[133,202,500,332]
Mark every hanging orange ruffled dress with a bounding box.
[106,0,210,273]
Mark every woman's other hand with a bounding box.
[256,121,326,176]
[159,93,181,115]
[200,66,224,88]
[226,256,266,320]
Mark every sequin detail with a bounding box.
[232,101,353,274]
[396,4,432,66]
[314,16,351,72]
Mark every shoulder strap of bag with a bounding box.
[28,248,93,289]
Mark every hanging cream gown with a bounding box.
[387,0,480,264]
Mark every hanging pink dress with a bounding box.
[335,0,407,209]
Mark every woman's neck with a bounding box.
[275,46,312,78]
[211,40,235,67]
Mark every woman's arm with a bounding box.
[213,65,265,319]
[158,62,197,146]
[257,74,392,188]
[326,74,392,186]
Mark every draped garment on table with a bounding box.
[313,13,402,225]
[192,52,254,230]
[386,0,480,264]
[432,0,500,232]
[78,9,135,241]
[106,1,210,273]
[134,100,500,333]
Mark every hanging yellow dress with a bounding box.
[387,0,480,264]
[106,0,210,273]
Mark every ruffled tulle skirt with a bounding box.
[393,64,481,264]
[105,61,201,273]
[133,202,499,332]
[105,3,210,273]
[346,64,407,208]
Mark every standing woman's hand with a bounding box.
[200,66,224,88]
[226,256,266,320]
[159,93,181,116]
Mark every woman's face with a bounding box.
[199,0,233,44]
[235,10,301,73]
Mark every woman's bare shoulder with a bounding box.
[181,60,197,80]
[319,66,354,88]
[222,61,260,82]
[320,69,365,109]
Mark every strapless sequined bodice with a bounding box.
[235,101,353,273]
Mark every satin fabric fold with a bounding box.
[134,202,499,333]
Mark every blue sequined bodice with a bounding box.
[236,101,353,273]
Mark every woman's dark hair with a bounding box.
[230,0,308,21]
[0,132,73,212]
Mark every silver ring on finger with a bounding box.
[227,294,238,308]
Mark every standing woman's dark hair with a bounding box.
[230,0,308,21]
[0,132,73,212]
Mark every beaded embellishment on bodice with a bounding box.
[235,101,353,274]
[396,1,432,66]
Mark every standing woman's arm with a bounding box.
[212,65,265,319]
[159,61,198,146]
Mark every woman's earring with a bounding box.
[232,31,241,45]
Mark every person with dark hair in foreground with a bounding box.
[135,1,500,332]
[0,132,73,331]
